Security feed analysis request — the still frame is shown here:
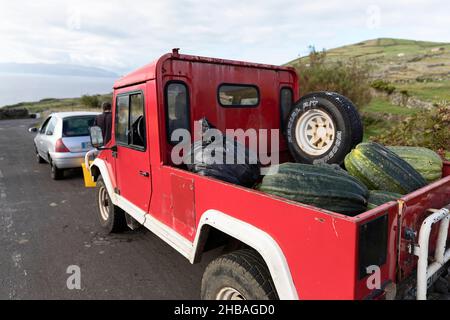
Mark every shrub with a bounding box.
[372,107,450,153]
[294,49,372,110]
[371,80,396,95]
[80,95,100,109]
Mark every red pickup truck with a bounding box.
[84,50,450,300]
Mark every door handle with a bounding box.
[139,171,150,177]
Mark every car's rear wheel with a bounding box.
[96,176,126,233]
[201,249,278,300]
[50,160,64,180]
[35,147,45,164]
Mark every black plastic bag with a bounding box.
[183,118,260,187]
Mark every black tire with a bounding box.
[96,176,127,233]
[286,91,363,165]
[328,92,363,148]
[50,161,64,180]
[35,147,45,164]
[201,249,278,300]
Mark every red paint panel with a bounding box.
[170,173,196,238]
[443,161,450,177]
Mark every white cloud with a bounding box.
[0,0,449,73]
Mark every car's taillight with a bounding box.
[55,139,70,153]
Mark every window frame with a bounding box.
[39,116,52,134]
[217,83,260,108]
[164,80,191,145]
[114,90,146,152]
[280,86,294,133]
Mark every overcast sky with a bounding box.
[1,0,449,74]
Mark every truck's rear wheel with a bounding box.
[201,249,278,300]
[286,91,363,165]
[96,176,126,233]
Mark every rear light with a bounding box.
[55,139,70,153]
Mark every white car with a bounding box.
[30,112,101,180]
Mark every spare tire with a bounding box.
[286,91,363,165]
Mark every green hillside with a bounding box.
[288,38,450,105]
[2,94,112,113]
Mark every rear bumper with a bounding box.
[50,151,87,169]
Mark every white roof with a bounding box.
[51,111,101,119]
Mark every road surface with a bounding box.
[0,118,214,299]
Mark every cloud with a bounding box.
[0,0,449,73]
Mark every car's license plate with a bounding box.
[82,142,91,149]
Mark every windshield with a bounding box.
[62,116,96,137]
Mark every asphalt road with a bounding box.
[0,118,214,300]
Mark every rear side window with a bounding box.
[63,116,96,137]
[40,117,52,134]
[280,87,293,131]
[218,84,259,107]
[46,117,57,135]
[165,82,190,144]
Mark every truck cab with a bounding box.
[86,50,450,300]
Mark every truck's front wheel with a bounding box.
[96,177,126,233]
[201,249,278,300]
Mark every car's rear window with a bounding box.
[63,116,96,137]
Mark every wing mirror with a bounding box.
[28,127,38,133]
[89,126,104,149]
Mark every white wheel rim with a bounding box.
[295,109,336,156]
[216,287,246,300]
[98,186,110,221]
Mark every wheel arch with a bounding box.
[193,210,299,300]
[90,159,117,204]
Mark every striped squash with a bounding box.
[388,146,443,183]
[344,142,427,194]
[367,190,403,210]
[258,163,369,216]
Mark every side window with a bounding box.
[46,117,57,135]
[129,93,145,148]
[280,87,293,131]
[115,92,146,150]
[165,82,190,144]
[115,95,129,144]
[218,84,259,107]
[39,117,52,134]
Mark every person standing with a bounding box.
[94,102,113,144]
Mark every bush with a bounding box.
[80,95,100,109]
[371,80,396,95]
[372,107,450,154]
[294,49,372,110]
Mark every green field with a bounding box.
[363,97,419,116]
[361,98,417,141]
